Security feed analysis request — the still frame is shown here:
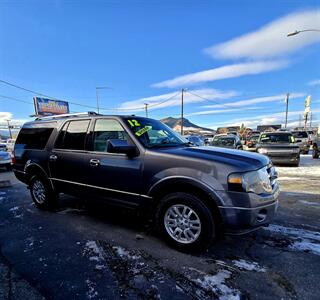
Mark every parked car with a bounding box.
[244,134,260,151]
[291,131,310,154]
[183,135,205,146]
[256,132,300,166]
[0,143,8,152]
[211,134,243,149]
[13,112,279,251]
[0,148,12,171]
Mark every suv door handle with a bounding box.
[89,159,100,167]
[49,154,58,161]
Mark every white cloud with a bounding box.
[205,9,320,59]
[0,112,12,123]
[185,106,260,117]
[204,109,319,129]
[201,92,305,109]
[0,112,29,126]
[308,79,320,86]
[152,60,288,88]
[115,88,238,112]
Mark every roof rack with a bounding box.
[35,111,100,121]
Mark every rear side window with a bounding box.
[15,126,54,150]
[55,120,90,150]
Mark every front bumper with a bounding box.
[216,183,280,233]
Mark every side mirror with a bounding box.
[107,139,137,156]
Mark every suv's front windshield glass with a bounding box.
[124,117,187,148]
[260,133,294,143]
[212,136,235,146]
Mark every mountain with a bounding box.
[160,117,215,135]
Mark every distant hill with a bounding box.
[160,117,215,134]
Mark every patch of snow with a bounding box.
[232,259,266,272]
[57,208,85,214]
[9,206,23,218]
[83,241,106,269]
[86,279,98,299]
[289,239,320,256]
[0,192,6,195]
[264,224,320,256]
[194,270,240,300]
[299,200,320,207]
[264,224,320,241]
[113,246,140,260]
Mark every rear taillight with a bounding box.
[11,151,16,164]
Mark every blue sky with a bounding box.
[0,0,319,129]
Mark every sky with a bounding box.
[0,0,319,130]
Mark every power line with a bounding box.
[0,94,33,104]
[147,92,181,108]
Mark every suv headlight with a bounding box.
[228,167,273,195]
[258,148,268,154]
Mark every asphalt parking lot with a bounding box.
[0,155,319,300]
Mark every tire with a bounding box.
[29,175,58,210]
[155,192,215,252]
[312,146,319,159]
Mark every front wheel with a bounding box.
[30,175,58,210]
[155,192,215,252]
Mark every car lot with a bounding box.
[0,155,319,299]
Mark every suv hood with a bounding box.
[158,146,269,171]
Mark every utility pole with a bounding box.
[144,103,149,118]
[181,88,185,135]
[284,93,289,129]
[310,112,312,128]
[6,120,12,139]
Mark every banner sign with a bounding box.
[33,97,69,116]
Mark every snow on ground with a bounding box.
[112,245,140,260]
[83,241,106,270]
[191,269,240,300]
[264,224,320,256]
[276,155,320,178]
[232,259,266,272]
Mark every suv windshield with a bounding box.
[124,117,187,148]
[292,131,308,138]
[260,133,294,144]
[212,136,235,146]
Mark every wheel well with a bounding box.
[25,164,48,183]
[151,181,223,230]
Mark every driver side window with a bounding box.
[93,119,128,152]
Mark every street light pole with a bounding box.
[181,88,185,135]
[285,93,289,129]
[6,120,12,139]
[144,103,149,118]
[95,86,112,114]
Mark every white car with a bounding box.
[0,150,12,171]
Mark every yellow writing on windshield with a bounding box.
[135,126,151,137]
[127,119,141,127]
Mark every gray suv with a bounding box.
[13,112,279,251]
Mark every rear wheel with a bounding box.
[313,145,319,159]
[155,192,215,252]
[30,175,58,210]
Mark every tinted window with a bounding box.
[260,133,294,143]
[93,119,128,152]
[56,120,90,150]
[212,137,235,146]
[292,131,308,138]
[15,127,54,150]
